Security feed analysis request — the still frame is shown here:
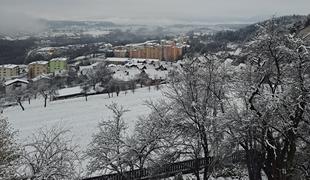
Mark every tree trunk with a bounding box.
[18,100,25,111]
[201,136,209,180]
[85,94,88,101]
[203,156,208,180]
[263,118,300,180]
[263,143,296,180]
[44,96,47,108]
[193,157,201,180]
[246,149,262,180]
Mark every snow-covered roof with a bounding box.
[144,68,168,80]
[4,79,29,86]
[106,58,130,62]
[114,49,127,52]
[0,64,19,69]
[118,58,160,64]
[29,61,49,65]
[111,61,169,81]
[50,57,68,62]
[113,68,141,81]
[17,65,27,68]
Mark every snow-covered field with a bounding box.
[3,87,164,151]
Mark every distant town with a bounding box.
[0,37,189,97]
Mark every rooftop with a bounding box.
[114,49,128,52]
[0,64,19,69]
[106,57,159,63]
[29,61,49,65]
[50,57,68,62]
[4,79,29,86]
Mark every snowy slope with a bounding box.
[3,87,164,152]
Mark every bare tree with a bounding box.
[0,80,5,95]
[227,19,310,180]
[20,126,82,180]
[115,84,121,97]
[81,84,91,101]
[0,95,5,114]
[147,81,152,92]
[135,70,149,88]
[8,89,26,111]
[87,62,113,91]
[37,81,58,108]
[106,80,116,98]
[125,101,178,172]
[0,115,19,179]
[129,80,136,94]
[67,67,79,86]
[80,75,91,101]
[24,90,33,105]
[38,88,49,108]
[86,103,130,177]
[155,79,161,91]
[145,56,228,180]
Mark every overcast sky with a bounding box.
[1,0,309,22]
[0,0,309,32]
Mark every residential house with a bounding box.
[31,74,52,86]
[128,42,183,61]
[114,49,128,58]
[28,61,49,79]
[4,79,29,94]
[0,64,20,80]
[49,57,68,74]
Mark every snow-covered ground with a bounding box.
[3,87,164,152]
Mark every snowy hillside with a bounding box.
[3,87,164,152]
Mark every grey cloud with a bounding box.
[0,0,309,26]
[0,10,47,35]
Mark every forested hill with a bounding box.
[0,38,36,65]
[188,15,310,54]
[213,15,310,43]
